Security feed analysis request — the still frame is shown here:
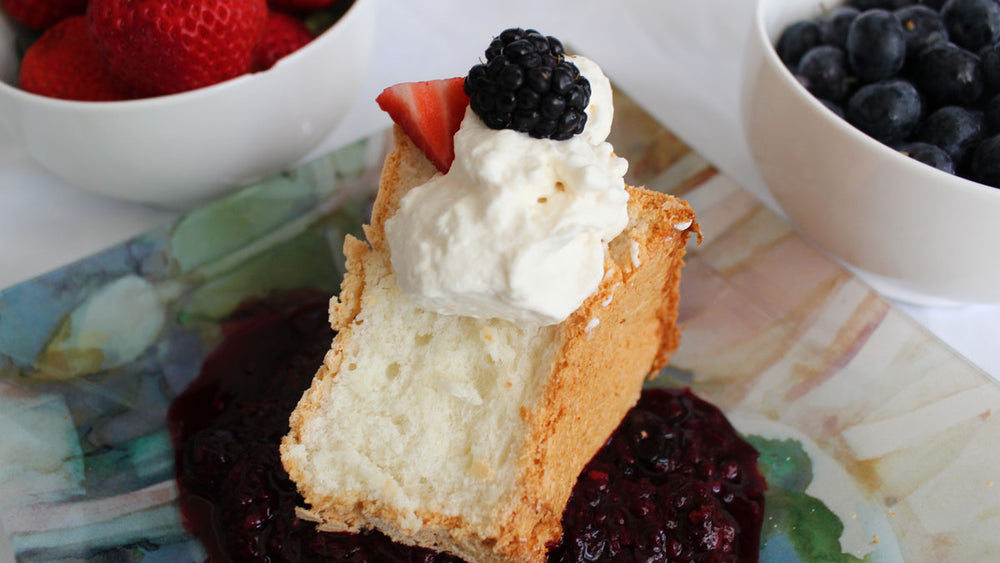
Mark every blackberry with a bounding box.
[464,28,590,141]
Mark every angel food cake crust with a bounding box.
[281,127,699,563]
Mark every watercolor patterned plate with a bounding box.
[1,90,996,562]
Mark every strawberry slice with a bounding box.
[376,77,470,173]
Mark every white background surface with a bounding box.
[1,0,998,377]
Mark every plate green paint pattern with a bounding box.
[0,134,385,561]
[0,91,994,561]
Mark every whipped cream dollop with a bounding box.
[384,55,628,326]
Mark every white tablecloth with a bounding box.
[2,0,998,376]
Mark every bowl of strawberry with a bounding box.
[0,0,374,208]
[743,0,1000,306]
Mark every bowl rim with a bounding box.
[0,0,369,111]
[751,0,1000,200]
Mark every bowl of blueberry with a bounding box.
[742,0,1000,305]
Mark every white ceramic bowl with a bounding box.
[742,0,1000,306]
[0,0,375,209]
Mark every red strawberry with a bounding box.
[18,16,132,101]
[251,11,313,72]
[0,0,86,30]
[376,78,470,173]
[87,0,268,97]
[267,0,338,13]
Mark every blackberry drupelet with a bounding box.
[464,28,591,141]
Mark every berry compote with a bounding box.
[549,391,766,562]
[168,293,765,562]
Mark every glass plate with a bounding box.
[1,90,994,562]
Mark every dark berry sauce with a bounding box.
[168,294,764,562]
[549,391,765,562]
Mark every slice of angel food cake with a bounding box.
[281,27,708,563]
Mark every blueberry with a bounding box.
[941,0,1000,51]
[971,133,1000,187]
[797,46,851,101]
[847,10,907,82]
[820,98,847,119]
[915,43,984,106]
[777,20,822,68]
[917,105,984,163]
[894,5,949,67]
[916,0,948,8]
[986,93,1000,132]
[819,7,860,49]
[846,79,923,143]
[898,141,956,173]
[979,42,1000,93]
[848,0,916,9]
